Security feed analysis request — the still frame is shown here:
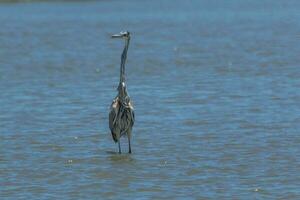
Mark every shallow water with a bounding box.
[0,0,300,199]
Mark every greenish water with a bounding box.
[0,0,300,199]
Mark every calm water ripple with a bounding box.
[0,0,300,199]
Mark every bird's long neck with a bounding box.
[120,38,130,84]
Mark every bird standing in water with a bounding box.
[109,31,135,154]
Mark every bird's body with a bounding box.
[109,31,135,154]
[109,96,134,145]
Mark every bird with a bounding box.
[109,31,135,154]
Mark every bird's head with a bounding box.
[111,31,130,40]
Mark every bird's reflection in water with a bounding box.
[105,150,135,163]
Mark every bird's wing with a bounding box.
[129,101,135,126]
[109,98,119,142]
[125,102,135,130]
[131,109,135,126]
[119,107,134,136]
[109,100,119,129]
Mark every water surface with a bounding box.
[0,0,300,199]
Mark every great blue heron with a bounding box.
[109,31,135,154]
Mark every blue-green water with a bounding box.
[0,0,300,199]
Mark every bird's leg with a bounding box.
[118,139,121,154]
[128,137,131,153]
[128,135,132,154]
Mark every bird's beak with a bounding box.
[111,34,123,38]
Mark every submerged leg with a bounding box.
[118,139,121,154]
